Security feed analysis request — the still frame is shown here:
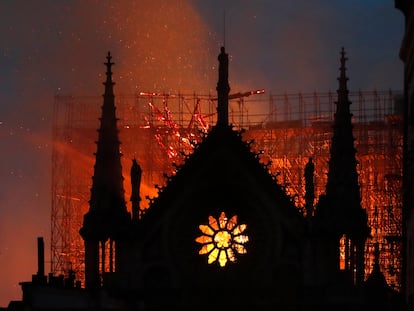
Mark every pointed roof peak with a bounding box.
[105,51,114,68]
[104,51,115,88]
[337,47,349,97]
[340,46,347,60]
[340,47,348,75]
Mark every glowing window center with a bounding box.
[214,230,232,249]
[196,211,249,267]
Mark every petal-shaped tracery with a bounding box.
[233,235,249,244]
[233,244,247,254]
[199,224,214,236]
[219,212,227,229]
[233,224,247,235]
[226,248,236,262]
[208,248,219,264]
[227,215,238,230]
[218,250,227,267]
[199,243,214,255]
[208,215,219,230]
[195,235,212,244]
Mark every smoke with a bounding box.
[191,0,403,94]
[0,124,50,304]
[0,0,216,305]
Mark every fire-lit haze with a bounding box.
[0,0,403,306]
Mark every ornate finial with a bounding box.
[105,51,114,67]
[103,51,115,92]
[340,47,348,77]
[338,47,349,93]
[105,52,115,77]
[216,46,230,127]
[340,47,346,62]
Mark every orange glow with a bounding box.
[0,125,52,305]
[99,239,116,275]
[2,0,402,306]
[52,91,403,291]
[96,1,216,94]
[196,212,249,267]
[339,234,346,270]
[50,2,221,282]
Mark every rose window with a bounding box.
[195,211,249,267]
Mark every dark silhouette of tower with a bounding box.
[314,48,370,288]
[79,52,131,289]
[216,46,230,127]
[130,158,142,221]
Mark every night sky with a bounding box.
[0,0,404,305]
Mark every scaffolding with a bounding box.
[51,90,403,290]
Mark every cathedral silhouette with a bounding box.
[78,47,398,309]
[6,47,405,310]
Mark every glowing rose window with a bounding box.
[195,212,249,267]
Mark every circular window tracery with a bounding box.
[195,211,249,267]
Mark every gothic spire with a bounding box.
[80,52,131,289]
[216,46,230,127]
[326,48,356,204]
[81,51,130,240]
[313,48,370,287]
[104,51,115,97]
[323,47,369,239]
